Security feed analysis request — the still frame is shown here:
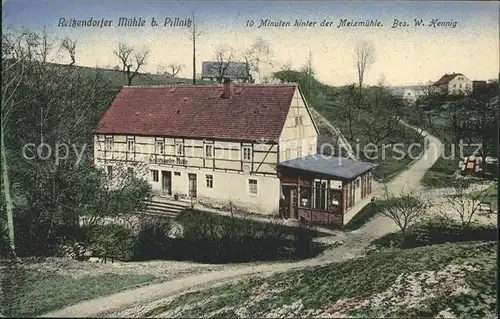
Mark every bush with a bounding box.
[86,223,138,261]
[13,207,83,257]
[134,217,173,261]
[170,209,322,263]
[372,217,497,249]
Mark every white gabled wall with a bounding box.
[278,87,319,161]
[448,75,473,95]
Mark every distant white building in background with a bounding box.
[433,72,473,95]
[389,85,428,104]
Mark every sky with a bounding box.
[2,0,499,86]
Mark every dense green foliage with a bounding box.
[1,28,152,257]
[83,210,324,263]
[171,209,322,263]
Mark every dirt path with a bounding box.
[42,126,443,318]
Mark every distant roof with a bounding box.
[94,84,297,141]
[279,155,377,179]
[433,73,464,86]
[201,61,249,79]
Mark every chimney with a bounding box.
[223,77,233,99]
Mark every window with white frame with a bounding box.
[176,142,184,155]
[206,174,213,188]
[155,141,164,154]
[105,137,113,151]
[205,144,214,158]
[242,146,252,161]
[248,179,258,195]
[312,179,328,210]
[127,139,134,152]
[151,170,159,182]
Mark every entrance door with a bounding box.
[283,186,298,219]
[290,188,298,219]
[188,173,197,198]
[161,171,172,195]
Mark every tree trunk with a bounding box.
[192,29,196,85]
[1,123,16,255]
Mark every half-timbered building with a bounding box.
[93,79,376,225]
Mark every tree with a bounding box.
[438,180,489,229]
[359,85,405,148]
[213,45,235,83]
[167,63,184,78]
[114,42,133,72]
[300,48,314,102]
[2,28,151,257]
[379,187,429,237]
[60,36,77,65]
[242,36,273,83]
[354,40,376,93]
[113,42,149,86]
[189,11,203,85]
[1,30,29,256]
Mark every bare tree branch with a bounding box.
[113,42,149,86]
[379,186,431,236]
[213,45,235,83]
[438,180,489,228]
[354,40,376,90]
[114,42,133,72]
[242,36,273,83]
[167,63,184,78]
[60,36,77,65]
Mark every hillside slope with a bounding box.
[131,241,496,318]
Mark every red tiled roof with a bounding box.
[94,84,297,141]
[433,73,463,86]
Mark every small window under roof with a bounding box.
[169,87,177,93]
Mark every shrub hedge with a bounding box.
[81,209,324,264]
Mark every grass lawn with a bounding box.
[314,106,425,183]
[148,241,496,318]
[470,182,498,211]
[343,201,382,231]
[1,264,156,317]
[422,156,459,188]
